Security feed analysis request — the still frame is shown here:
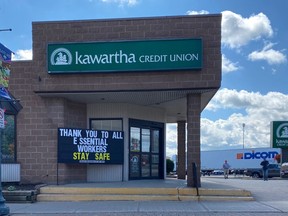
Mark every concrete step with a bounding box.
[3,190,37,203]
[37,186,254,202]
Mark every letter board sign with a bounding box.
[58,128,124,164]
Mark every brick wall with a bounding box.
[64,100,87,128]
[31,15,221,93]
[9,15,221,184]
[9,64,87,183]
[186,94,201,187]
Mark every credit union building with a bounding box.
[10,14,222,187]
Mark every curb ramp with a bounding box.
[37,186,254,202]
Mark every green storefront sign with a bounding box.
[271,121,288,148]
[47,39,202,73]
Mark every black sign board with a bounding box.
[58,128,124,164]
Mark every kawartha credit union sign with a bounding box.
[47,39,202,73]
[271,121,288,148]
[58,128,124,164]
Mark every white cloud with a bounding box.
[188,10,273,49]
[186,10,209,15]
[166,89,288,156]
[100,0,138,6]
[248,42,287,65]
[222,54,240,73]
[222,11,273,49]
[205,89,252,112]
[11,49,32,61]
[166,124,178,157]
[202,89,288,150]
[207,88,288,113]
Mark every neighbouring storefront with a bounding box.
[271,121,288,162]
[9,15,222,187]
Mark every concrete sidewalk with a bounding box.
[7,200,288,215]
[6,177,288,215]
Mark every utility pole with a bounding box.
[242,123,245,149]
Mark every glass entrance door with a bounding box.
[129,119,164,180]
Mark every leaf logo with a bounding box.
[50,48,72,65]
[276,123,288,138]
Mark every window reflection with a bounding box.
[141,129,150,152]
[130,127,140,152]
[151,130,159,153]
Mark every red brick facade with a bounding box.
[9,15,221,184]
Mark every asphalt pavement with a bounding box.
[6,176,288,216]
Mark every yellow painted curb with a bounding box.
[37,194,179,202]
[38,186,254,202]
[40,187,177,195]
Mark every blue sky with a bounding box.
[0,0,287,156]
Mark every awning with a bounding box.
[0,86,22,115]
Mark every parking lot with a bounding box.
[202,175,288,202]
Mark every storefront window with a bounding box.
[129,119,164,180]
[151,164,159,177]
[90,119,122,131]
[130,127,140,152]
[151,130,159,153]
[141,154,150,177]
[130,154,140,178]
[141,129,150,152]
[2,115,16,163]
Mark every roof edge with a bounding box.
[32,14,222,25]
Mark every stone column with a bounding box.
[186,94,201,187]
[177,121,186,179]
